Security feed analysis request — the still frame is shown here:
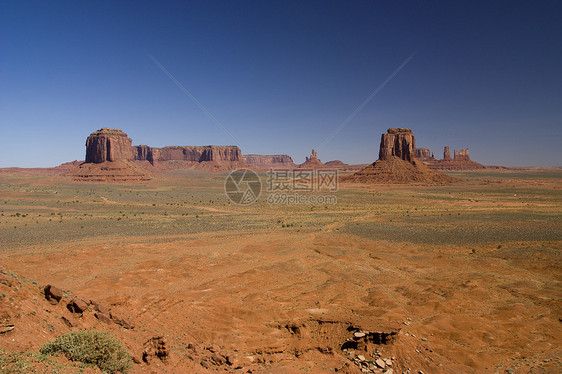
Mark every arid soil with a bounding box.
[0,169,561,373]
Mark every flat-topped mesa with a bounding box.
[85,128,133,163]
[378,128,415,163]
[242,154,295,169]
[132,145,242,164]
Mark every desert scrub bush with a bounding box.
[39,330,132,373]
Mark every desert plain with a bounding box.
[0,168,561,373]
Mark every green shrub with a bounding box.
[39,330,132,373]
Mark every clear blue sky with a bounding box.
[1,0,561,167]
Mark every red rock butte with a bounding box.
[413,144,488,171]
[69,128,151,182]
[298,149,327,169]
[378,128,416,162]
[85,128,133,163]
[345,128,455,184]
[242,154,296,169]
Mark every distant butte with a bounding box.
[414,145,494,171]
[69,128,151,182]
[298,149,327,169]
[344,128,455,184]
[242,154,296,169]
[133,145,247,171]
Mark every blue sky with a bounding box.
[1,0,561,167]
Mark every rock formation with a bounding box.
[344,128,455,184]
[414,148,433,161]
[443,146,451,161]
[134,145,242,164]
[378,128,415,162]
[133,145,246,170]
[298,149,325,169]
[242,154,296,169]
[85,128,133,163]
[324,160,347,167]
[454,148,470,161]
[416,145,486,170]
[306,149,318,162]
[69,128,152,182]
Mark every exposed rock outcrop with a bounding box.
[454,148,470,161]
[242,154,296,169]
[414,148,434,161]
[85,128,133,163]
[134,145,242,163]
[344,128,455,184]
[417,145,487,170]
[298,149,325,169]
[44,285,63,305]
[443,146,451,161]
[324,160,348,167]
[69,128,152,182]
[378,128,415,162]
[133,145,246,170]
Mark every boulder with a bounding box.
[110,314,134,329]
[94,312,112,324]
[44,285,63,305]
[142,336,168,363]
[90,300,110,315]
[67,298,88,314]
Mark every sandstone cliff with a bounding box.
[378,128,416,162]
[344,128,454,184]
[422,146,486,170]
[85,128,133,163]
[443,146,451,161]
[70,128,151,182]
[414,148,433,161]
[133,145,242,164]
[454,148,470,161]
[242,154,296,169]
[132,145,246,171]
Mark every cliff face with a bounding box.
[415,148,433,161]
[85,128,133,163]
[71,128,151,182]
[416,146,485,170]
[378,128,415,163]
[242,154,295,168]
[454,148,470,161]
[443,146,451,161]
[344,128,454,184]
[133,145,242,164]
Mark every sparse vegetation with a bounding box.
[39,330,132,373]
